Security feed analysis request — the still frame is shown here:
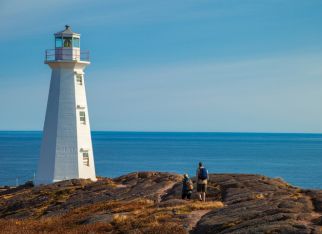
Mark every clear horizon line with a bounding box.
[0,130,321,135]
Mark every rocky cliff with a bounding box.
[0,172,322,233]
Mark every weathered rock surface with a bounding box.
[0,172,181,219]
[194,174,322,234]
[1,172,322,233]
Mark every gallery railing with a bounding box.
[45,49,90,62]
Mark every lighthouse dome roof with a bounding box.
[55,25,80,37]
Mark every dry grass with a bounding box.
[0,198,223,233]
[290,192,303,200]
[255,193,265,199]
[1,194,14,200]
[188,201,224,210]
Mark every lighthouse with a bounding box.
[35,26,97,185]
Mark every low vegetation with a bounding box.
[0,198,223,234]
[0,172,223,233]
[3,172,316,233]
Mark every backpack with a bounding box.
[198,167,208,180]
[186,179,193,190]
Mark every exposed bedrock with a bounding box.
[1,172,322,233]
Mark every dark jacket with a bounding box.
[182,177,192,191]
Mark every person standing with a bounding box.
[182,174,193,199]
[196,162,208,202]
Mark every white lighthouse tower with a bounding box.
[35,25,97,185]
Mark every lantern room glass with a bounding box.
[73,38,80,48]
[55,37,80,48]
[63,37,72,48]
[55,37,63,48]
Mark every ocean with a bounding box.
[0,131,321,189]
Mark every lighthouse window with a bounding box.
[55,37,62,48]
[76,74,83,85]
[82,152,89,166]
[73,38,80,48]
[63,37,72,48]
[79,111,86,125]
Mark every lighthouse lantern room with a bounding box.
[35,25,96,185]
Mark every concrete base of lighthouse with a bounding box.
[35,60,97,185]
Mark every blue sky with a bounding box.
[1,0,322,132]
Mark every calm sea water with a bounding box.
[0,131,321,189]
